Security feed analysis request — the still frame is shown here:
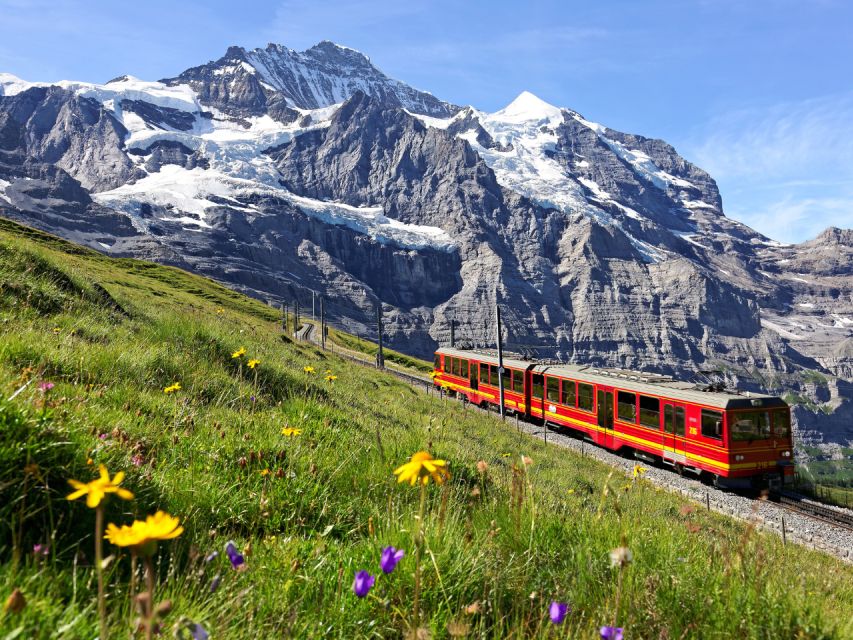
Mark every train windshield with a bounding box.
[729,410,791,441]
[729,411,772,441]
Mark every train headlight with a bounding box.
[735,455,744,462]
[781,450,791,458]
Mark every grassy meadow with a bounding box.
[1,217,852,639]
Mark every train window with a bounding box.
[639,395,660,428]
[675,407,685,436]
[501,366,511,390]
[617,391,637,422]
[490,366,498,387]
[701,409,723,440]
[730,411,771,441]
[443,357,450,373]
[773,411,791,438]
[460,359,469,378]
[561,380,576,406]
[546,378,559,402]
[512,370,524,394]
[578,383,594,412]
[664,406,674,433]
[434,354,440,371]
[480,363,489,384]
[532,374,544,399]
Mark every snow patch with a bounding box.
[798,302,815,309]
[761,319,804,340]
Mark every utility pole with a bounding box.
[312,290,316,321]
[320,297,326,350]
[283,302,289,335]
[450,318,455,348]
[496,304,506,421]
[376,302,384,369]
[294,298,300,340]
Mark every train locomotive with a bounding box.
[433,347,794,490]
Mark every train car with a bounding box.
[433,347,794,490]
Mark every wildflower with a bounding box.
[3,588,26,614]
[67,464,134,508]
[325,374,337,382]
[247,359,260,369]
[232,347,246,359]
[393,451,450,486]
[86,458,93,465]
[567,489,575,495]
[521,455,533,466]
[105,511,183,554]
[225,540,246,571]
[464,602,481,615]
[600,626,624,640]
[189,622,210,640]
[632,464,646,478]
[501,453,511,458]
[352,570,375,598]
[549,601,569,624]
[204,551,219,563]
[32,543,49,556]
[131,454,144,467]
[38,381,54,392]
[476,460,488,473]
[260,469,270,476]
[163,382,181,394]
[609,547,633,568]
[216,307,224,314]
[447,620,471,637]
[380,546,405,574]
[52,327,61,334]
[209,573,222,593]
[281,427,302,437]
[325,369,332,374]
[303,366,315,374]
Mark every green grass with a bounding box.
[1,217,853,639]
[327,328,434,373]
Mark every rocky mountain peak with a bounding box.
[811,226,853,247]
[495,90,564,124]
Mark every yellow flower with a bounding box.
[393,451,450,486]
[501,453,511,458]
[325,369,332,374]
[259,469,270,476]
[303,366,315,374]
[567,489,575,495]
[632,464,646,479]
[105,511,183,554]
[52,327,61,335]
[325,374,337,382]
[67,465,134,508]
[163,382,181,394]
[247,359,260,369]
[232,347,247,359]
[215,307,224,314]
[281,427,302,437]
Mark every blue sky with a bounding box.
[1,0,850,243]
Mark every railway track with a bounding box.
[772,490,853,532]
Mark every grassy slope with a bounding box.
[0,217,851,639]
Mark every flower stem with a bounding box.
[144,554,155,640]
[412,481,427,634]
[612,564,624,629]
[129,550,137,632]
[95,504,107,640]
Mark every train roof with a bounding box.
[435,347,786,411]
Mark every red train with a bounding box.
[433,347,794,490]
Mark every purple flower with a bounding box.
[38,381,54,392]
[131,454,144,467]
[209,573,222,593]
[250,396,256,403]
[352,570,375,598]
[380,546,405,574]
[204,551,219,563]
[33,543,49,556]
[225,540,245,570]
[549,601,569,624]
[600,626,624,640]
[189,622,209,640]
[98,433,108,440]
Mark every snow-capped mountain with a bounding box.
[0,42,850,447]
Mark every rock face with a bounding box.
[0,42,851,448]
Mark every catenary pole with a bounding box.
[376,302,384,369]
[496,304,506,421]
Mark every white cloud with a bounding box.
[686,92,853,242]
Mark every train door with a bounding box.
[663,404,687,465]
[530,373,545,422]
[596,388,613,447]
